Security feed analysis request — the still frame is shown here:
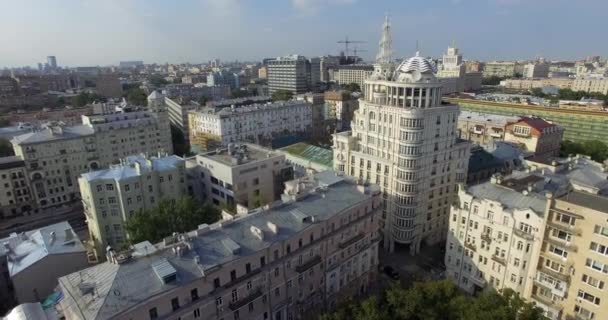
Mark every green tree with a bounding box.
[560,139,608,162]
[231,89,249,99]
[125,196,220,244]
[149,75,169,88]
[0,138,14,157]
[343,82,361,92]
[0,118,11,128]
[481,76,505,86]
[271,89,293,102]
[125,88,148,106]
[198,96,209,106]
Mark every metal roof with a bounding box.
[280,143,333,168]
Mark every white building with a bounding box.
[0,221,88,309]
[267,55,318,94]
[436,45,482,93]
[188,101,312,152]
[523,61,550,78]
[164,97,198,147]
[187,143,293,210]
[79,154,186,258]
[11,110,173,208]
[333,17,470,254]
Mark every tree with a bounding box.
[0,139,14,157]
[271,89,293,102]
[149,75,169,88]
[481,76,505,86]
[125,88,148,106]
[231,89,249,99]
[125,196,220,244]
[560,139,608,162]
[73,92,106,107]
[343,82,361,92]
[198,96,209,106]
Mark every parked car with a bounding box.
[383,265,400,280]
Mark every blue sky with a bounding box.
[1,0,606,67]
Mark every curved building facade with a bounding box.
[333,18,470,254]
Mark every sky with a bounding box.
[1,0,607,67]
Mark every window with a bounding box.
[549,244,568,258]
[191,288,199,301]
[216,297,223,307]
[149,307,158,319]
[577,290,601,305]
[582,274,605,289]
[260,256,266,266]
[214,278,221,288]
[232,289,238,302]
[574,305,595,320]
[171,297,180,311]
[230,270,237,281]
[594,225,608,237]
[106,184,114,191]
[193,308,201,318]
[555,212,576,225]
[274,287,280,297]
[590,242,608,256]
[246,263,251,273]
[586,258,608,274]
[552,229,572,241]
[234,310,240,320]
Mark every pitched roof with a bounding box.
[517,117,557,131]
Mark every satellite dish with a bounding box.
[411,70,422,81]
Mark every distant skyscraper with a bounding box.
[46,56,57,69]
[333,17,470,254]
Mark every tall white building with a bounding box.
[333,17,470,254]
[11,110,173,208]
[79,154,186,258]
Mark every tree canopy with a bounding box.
[271,89,293,102]
[149,75,169,88]
[560,139,608,162]
[124,87,148,106]
[124,196,221,244]
[73,91,106,107]
[529,88,608,104]
[320,280,546,320]
[481,76,506,86]
[343,82,361,92]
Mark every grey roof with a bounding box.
[11,125,94,145]
[468,180,548,215]
[558,191,608,213]
[459,110,519,125]
[80,154,183,182]
[0,221,85,277]
[58,173,374,320]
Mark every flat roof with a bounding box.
[280,143,333,168]
[198,144,280,167]
[558,191,608,213]
[80,154,183,182]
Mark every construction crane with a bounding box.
[352,47,368,58]
[337,36,366,58]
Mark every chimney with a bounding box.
[50,231,56,244]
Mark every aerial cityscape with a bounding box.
[1,1,607,320]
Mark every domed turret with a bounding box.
[395,52,437,82]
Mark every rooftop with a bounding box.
[198,143,280,167]
[191,100,309,117]
[0,155,25,170]
[515,117,559,131]
[459,110,519,125]
[58,172,378,320]
[468,175,548,215]
[279,143,333,168]
[0,221,85,277]
[558,191,608,213]
[80,154,183,182]
[11,125,95,145]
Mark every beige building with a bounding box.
[58,172,382,320]
[504,117,564,160]
[0,156,35,220]
[164,97,198,147]
[11,110,173,209]
[79,154,187,257]
[330,65,374,92]
[572,77,608,95]
[523,62,550,79]
[446,156,608,320]
[483,61,518,78]
[0,221,88,311]
[458,111,520,146]
[501,78,574,90]
[188,144,293,210]
[323,90,359,132]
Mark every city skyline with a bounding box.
[2,0,607,68]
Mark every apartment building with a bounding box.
[188,101,312,153]
[10,110,173,208]
[504,117,564,160]
[501,78,574,90]
[187,144,292,210]
[572,77,608,95]
[58,171,382,320]
[446,155,608,320]
[165,97,198,146]
[483,61,519,78]
[323,90,358,132]
[0,221,88,313]
[0,156,35,220]
[333,18,470,254]
[523,62,550,79]
[267,55,318,94]
[330,65,374,92]
[457,111,519,146]
[79,154,187,258]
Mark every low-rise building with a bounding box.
[0,156,35,220]
[323,90,358,132]
[457,111,519,146]
[572,77,608,95]
[483,61,519,78]
[0,221,88,312]
[501,78,574,91]
[279,143,333,177]
[188,100,312,153]
[504,117,564,159]
[188,144,292,210]
[58,172,382,320]
[79,154,187,258]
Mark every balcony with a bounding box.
[228,287,263,311]
[491,254,506,266]
[513,228,534,241]
[470,275,487,287]
[547,220,582,236]
[481,233,492,244]
[545,236,578,252]
[534,272,568,298]
[339,233,365,249]
[538,265,570,283]
[223,268,261,289]
[295,255,322,273]
[531,293,563,312]
[464,241,477,252]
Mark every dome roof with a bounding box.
[397,52,437,74]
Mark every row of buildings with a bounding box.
[502,77,608,95]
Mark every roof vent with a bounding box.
[250,226,264,240]
[221,238,241,255]
[64,229,74,242]
[152,258,177,284]
[267,222,278,235]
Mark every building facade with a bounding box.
[504,117,564,159]
[207,71,240,89]
[267,55,314,94]
[457,111,519,146]
[483,61,518,78]
[572,77,608,95]
[333,18,470,254]
[0,156,35,220]
[165,97,198,147]
[188,101,312,153]
[11,110,173,209]
[79,154,187,257]
[330,65,374,93]
[58,172,382,320]
[523,62,550,79]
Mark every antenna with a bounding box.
[416,40,419,53]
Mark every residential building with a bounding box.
[95,74,123,98]
[483,61,518,78]
[188,100,312,153]
[436,46,482,93]
[205,96,273,111]
[501,78,574,90]
[162,84,231,101]
[258,66,267,79]
[446,156,608,320]
[445,98,608,143]
[207,71,240,89]
[330,65,374,92]
[319,56,341,82]
[323,90,358,132]
[165,97,198,146]
[333,18,470,254]
[58,171,382,320]
[11,110,172,209]
[0,156,35,220]
[267,55,313,94]
[523,62,550,78]
[79,154,186,258]
[0,221,88,313]
[188,143,292,210]
[572,77,608,95]
[457,111,519,146]
[504,117,564,159]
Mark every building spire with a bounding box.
[376,15,393,64]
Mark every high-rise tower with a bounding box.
[333,18,470,254]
